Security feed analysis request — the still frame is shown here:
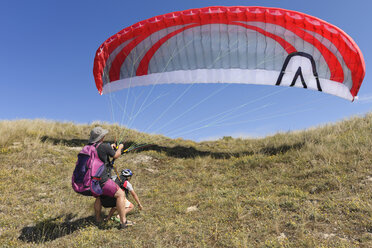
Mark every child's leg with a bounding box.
[106,207,117,220]
[125,200,134,215]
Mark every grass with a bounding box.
[0,115,371,247]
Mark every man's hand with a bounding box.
[113,143,124,159]
[138,204,143,210]
[111,143,124,150]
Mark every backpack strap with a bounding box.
[93,142,103,148]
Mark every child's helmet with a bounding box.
[121,169,133,177]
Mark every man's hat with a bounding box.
[88,127,108,143]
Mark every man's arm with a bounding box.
[111,143,124,159]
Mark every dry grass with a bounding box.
[0,115,371,247]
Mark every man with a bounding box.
[88,126,131,229]
[100,169,143,222]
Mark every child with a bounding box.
[100,169,143,222]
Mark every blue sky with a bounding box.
[1,0,371,141]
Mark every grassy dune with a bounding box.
[0,115,371,247]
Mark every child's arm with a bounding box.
[130,190,143,210]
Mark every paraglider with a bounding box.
[93,6,365,101]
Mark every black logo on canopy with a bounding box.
[276,52,322,92]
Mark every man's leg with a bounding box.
[114,188,127,225]
[102,179,129,228]
[94,197,102,223]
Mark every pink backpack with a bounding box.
[72,143,105,197]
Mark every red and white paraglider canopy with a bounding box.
[93,6,365,101]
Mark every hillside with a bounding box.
[0,115,371,247]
